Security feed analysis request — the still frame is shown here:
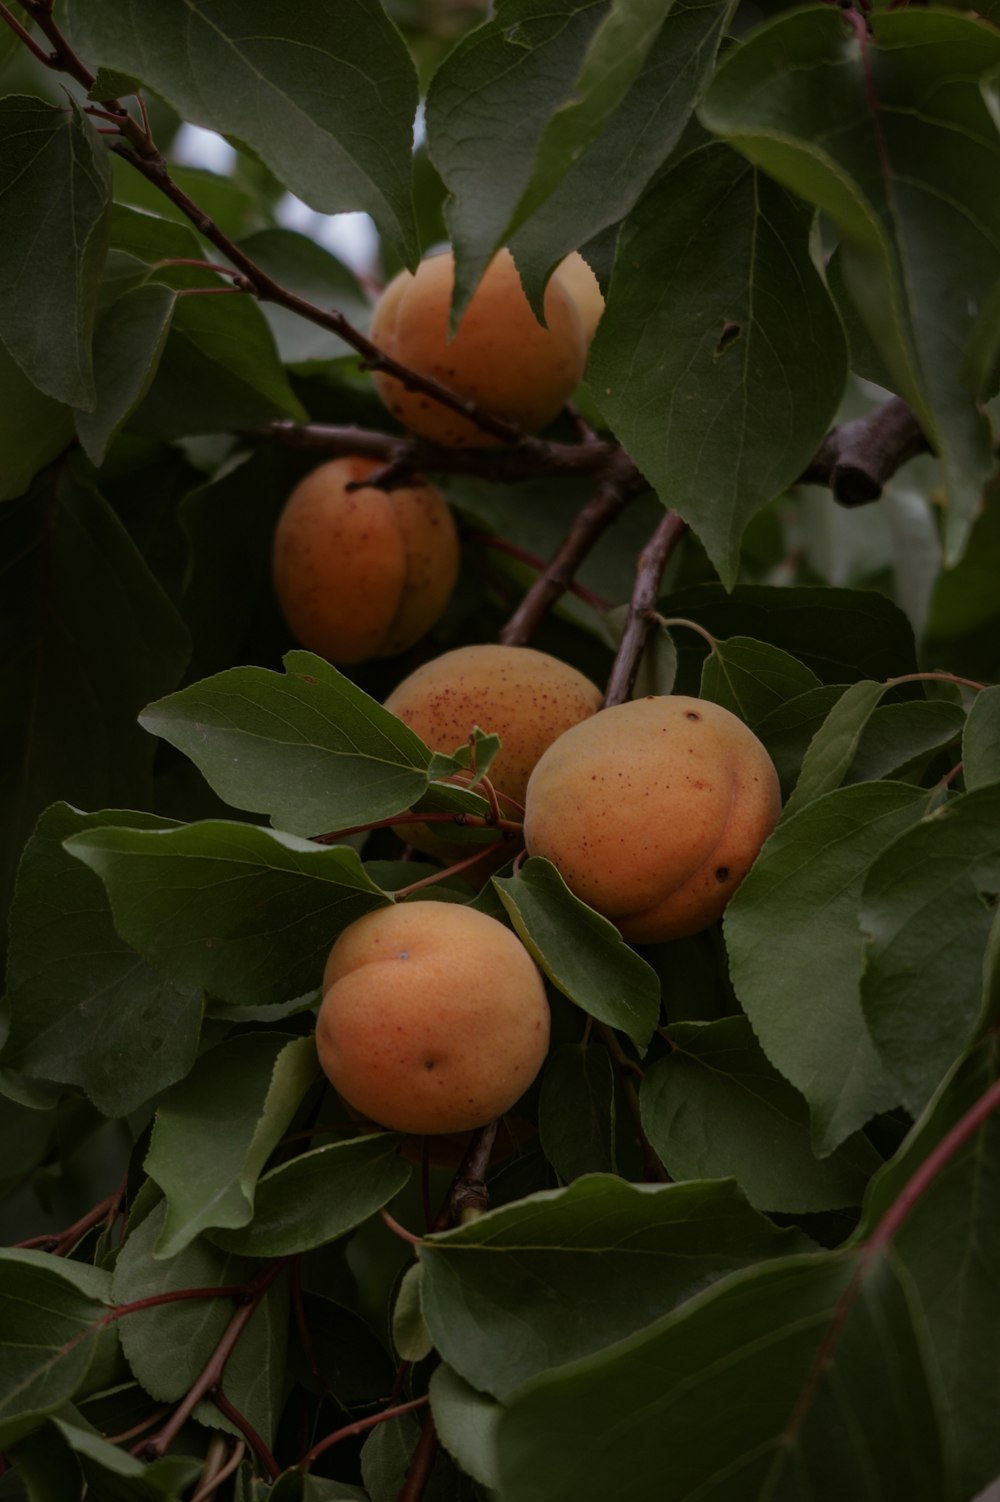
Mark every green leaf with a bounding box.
[845,700,965,785]
[210,1134,410,1257]
[3,804,201,1117]
[429,1365,501,1493]
[699,637,821,728]
[538,1041,616,1181]
[963,685,1000,790]
[509,0,733,303]
[290,1292,395,1405]
[782,680,889,820]
[75,283,176,464]
[589,143,846,585]
[0,337,73,502]
[724,782,927,1154]
[643,1017,882,1209]
[65,0,420,263]
[860,1035,1000,1498]
[0,1250,112,1447]
[144,1033,319,1256]
[234,228,371,365]
[55,1415,201,1500]
[419,1173,810,1399]
[127,287,306,438]
[63,820,390,1006]
[860,784,1000,1113]
[752,685,848,800]
[139,653,445,837]
[493,858,660,1053]
[197,1276,287,1448]
[494,1250,952,1501]
[661,582,919,688]
[112,1200,252,1401]
[0,97,110,407]
[0,470,190,931]
[393,1264,433,1363]
[701,7,1000,564]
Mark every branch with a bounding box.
[433,1119,500,1229]
[395,1412,440,1502]
[603,511,689,708]
[798,395,929,506]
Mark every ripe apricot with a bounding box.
[554,252,605,343]
[316,902,550,1134]
[383,644,603,859]
[369,249,588,446]
[272,456,459,664]
[523,696,782,943]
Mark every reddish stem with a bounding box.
[299,1394,429,1470]
[211,1389,280,1480]
[395,1412,440,1502]
[0,2,51,64]
[189,1440,246,1502]
[311,809,522,844]
[889,671,987,694]
[468,530,611,611]
[392,841,514,900]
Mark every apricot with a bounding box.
[554,252,605,343]
[523,695,782,943]
[369,249,588,446]
[316,902,550,1134]
[272,456,459,664]
[383,644,603,859]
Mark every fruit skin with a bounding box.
[383,643,603,860]
[554,252,605,343]
[272,456,459,664]
[369,249,588,446]
[316,901,550,1135]
[523,695,782,943]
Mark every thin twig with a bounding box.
[211,1389,280,1479]
[603,511,689,708]
[299,1394,430,1471]
[395,1412,440,1502]
[188,1440,245,1502]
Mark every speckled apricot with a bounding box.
[554,252,605,343]
[316,902,550,1135]
[272,456,459,664]
[383,644,603,861]
[523,696,782,943]
[369,249,588,446]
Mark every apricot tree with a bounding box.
[2,3,1000,1502]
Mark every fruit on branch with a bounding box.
[272,456,460,664]
[523,695,782,942]
[369,248,588,446]
[554,252,605,343]
[384,643,603,859]
[316,901,550,1134]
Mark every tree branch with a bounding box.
[797,395,929,506]
[603,511,689,708]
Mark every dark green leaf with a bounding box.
[0,1251,112,1447]
[963,685,1000,790]
[0,470,190,931]
[782,680,889,819]
[3,804,201,1117]
[0,97,110,406]
[589,144,846,584]
[144,1033,319,1256]
[494,858,660,1053]
[419,1173,810,1399]
[75,283,176,464]
[291,1291,395,1405]
[197,1276,287,1447]
[643,1017,882,1209]
[661,582,919,688]
[63,819,390,1005]
[860,784,1000,1113]
[845,700,965,785]
[0,338,72,502]
[538,1042,615,1181]
[66,0,420,262]
[210,1134,410,1257]
[699,637,820,728]
[429,1365,500,1493]
[495,1250,952,1502]
[860,1035,1000,1498]
[725,782,927,1154]
[235,228,371,364]
[112,1200,252,1401]
[753,685,848,799]
[139,653,444,836]
[702,7,1000,564]
[509,0,734,302]
[127,288,306,438]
